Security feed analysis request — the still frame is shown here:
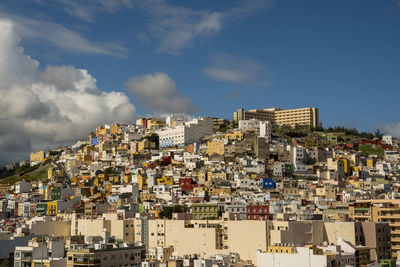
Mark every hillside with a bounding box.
[0,161,52,185]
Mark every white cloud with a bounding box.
[0,20,136,164]
[376,123,400,138]
[0,10,128,56]
[138,0,271,54]
[202,53,270,88]
[54,0,134,23]
[124,72,196,115]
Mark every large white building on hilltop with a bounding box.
[157,117,213,148]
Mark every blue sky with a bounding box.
[1,0,400,163]
[4,0,400,126]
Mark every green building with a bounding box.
[380,259,396,267]
[191,204,219,220]
[36,202,48,216]
[51,188,61,200]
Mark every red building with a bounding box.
[246,204,269,220]
[361,139,393,150]
[179,178,202,192]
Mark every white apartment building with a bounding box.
[239,119,272,142]
[259,121,272,142]
[257,246,337,267]
[239,119,260,132]
[382,135,393,146]
[292,146,306,173]
[157,117,213,148]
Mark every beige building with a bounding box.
[30,150,46,164]
[269,220,390,262]
[234,107,319,128]
[207,140,225,158]
[147,219,268,264]
[31,220,71,239]
[268,221,325,246]
[66,245,144,267]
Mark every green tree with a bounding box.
[104,167,113,175]
[219,123,228,133]
[159,206,184,219]
[374,129,383,139]
[145,133,159,148]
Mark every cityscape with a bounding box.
[1,108,400,267]
[1,1,400,267]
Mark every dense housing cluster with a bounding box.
[0,107,399,267]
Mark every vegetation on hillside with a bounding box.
[0,161,51,185]
[359,144,384,157]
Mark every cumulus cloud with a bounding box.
[124,72,197,115]
[0,20,136,164]
[0,9,127,56]
[376,123,400,138]
[202,53,270,88]
[138,0,271,54]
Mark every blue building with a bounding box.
[262,178,276,189]
[92,137,98,146]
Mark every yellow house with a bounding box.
[366,158,375,167]
[123,174,131,184]
[32,259,51,267]
[71,177,78,184]
[156,176,174,186]
[224,131,243,141]
[138,140,156,152]
[48,168,57,179]
[105,183,112,193]
[47,201,57,216]
[83,146,93,155]
[349,179,361,188]
[30,151,45,163]
[136,174,145,190]
[339,158,351,174]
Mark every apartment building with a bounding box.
[257,245,337,267]
[147,219,268,264]
[349,199,399,258]
[157,117,213,148]
[191,204,219,220]
[234,107,319,128]
[66,245,144,267]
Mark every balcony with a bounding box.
[391,245,400,250]
[71,260,101,266]
[380,214,400,219]
[354,213,371,218]
[379,208,400,211]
